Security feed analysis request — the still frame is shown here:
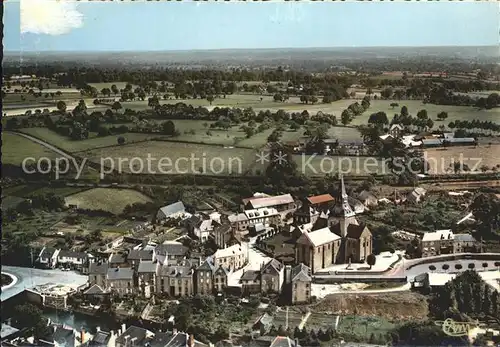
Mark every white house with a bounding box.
[57,250,89,270]
[37,247,60,269]
[213,243,248,271]
[156,201,186,221]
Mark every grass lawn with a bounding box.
[81,140,265,176]
[423,144,500,174]
[64,188,152,215]
[336,315,398,342]
[3,132,59,165]
[18,127,159,153]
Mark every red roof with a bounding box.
[307,194,335,205]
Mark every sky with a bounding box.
[4,0,500,52]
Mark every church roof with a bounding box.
[297,227,341,247]
[345,224,369,239]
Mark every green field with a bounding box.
[19,128,160,153]
[2,184,86,198]
[3,132,58,165]
[64,188,152,214]
[81,140,265,176]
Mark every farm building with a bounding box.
[241,193,296,212]
[156,201,187,221]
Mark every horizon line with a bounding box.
[4,44,499,54]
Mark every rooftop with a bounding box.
[246,194,294,209]
[244,207,279,220]
[158,201,186,218]
[107,267,134,281]
[138,260,158,273]
[422,229,454,242]
[213,243,246,259]
[306,194,335,205]
[297,227,341,247]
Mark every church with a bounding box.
[294,176,373,273]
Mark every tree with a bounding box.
[162,120,176,136]
[117,136,126,145]
[341,109,353,126]
[401,106,409,117]
[470,193,500,236]
[12,304,51,339]
[367,254,376,269]
[390,102,399,109]
[111,101,122,113]
[207,95,215,105]
[437,111,448,121]
[111,84,119,95]
[56,100,67,113]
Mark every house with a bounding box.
[37,247,60,269]
[56,251,88,270]
[153,241,189,265]
[286,263,312,305]
[453,233,479,253]
[156,201,186,222]
[242,194,296,212]
[228,208,280,234]
[126,249,153,271]
[82,284,111,304]
[157,264,194,297]
[106,267,134,297]
[260,259,284,295]
[252,313,274,335]
[406,187,427,204]
[357,191,378,207]
[195,258,216,295]
[389,123,404,138]
[269,336,300,347]
[137,261,157,298]
[88,261,109,288]
[213,243,248,271]
[411,272,456,292]
[295,227,342,273]
[214,266,230,293]
[293,204,320,226]
[306,194,335,209]
[213,224,234,249]
[108,253,128,269]
[420,230,454,257]
[88,327,115,347]
[115,325,154,347]
[240,270,261,295]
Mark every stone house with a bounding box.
[240,270,261,295]
[157,264,194,297]
[213,243,248,271]
[214,266,229,293]
[137,261,157,298]
[420,229,455,257]
[108,253,128,269]
[287,263,312,305]
[126,249,153,272]
[88,261,109,288]
[195,258,216,295]
[260,259,284,295]
[153,242,189,265]
[106,267,134,297]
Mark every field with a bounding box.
[423,144,500,174]
[81,140,266,176]
[18,128,159,153]
[280,126,362,144]
[292,154,388,176]
[2,184,87,198]
[3,132,58,165]
[64,188,152,214]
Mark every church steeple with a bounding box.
[340,174,355,218]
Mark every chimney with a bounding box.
[189,334,195,347]
[121,323,127,334]
[285,265,292,284]
[173,328,178,335]
[96,326,101,332]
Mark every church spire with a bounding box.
[340,174,355,217]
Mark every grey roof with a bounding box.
[116,326,150,345]
[158,201,186,218]
[215,266,230,276]
[107,267,134,281]
[197,258,216,272]
[128,249,153,261]
[357,190,377,201]
[291,263,312,282]
[1,324,19,339]
[39,247,57,259]
[58,250,87,259]
[254,313,273,327]
[83,284,108,295]
[454,233,477,242]
[164,332,208,347]
[269,336,299,347]
[52,326,74,345]
[241,270,260,282]
[138,260,157,273]
[90,331,111,346]
[148,332,174,347]
[155,243,189,257]
[109,253,127,264]
[262,259,283,274]
[160,265,193,278]
[89,262,109,275]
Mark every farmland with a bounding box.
[3,132,58,165]
[64,188,152,214]
[81,140,265,176]
[423,144,500,174]
[18,127,159,153]
[293,154,388,176]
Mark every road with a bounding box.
[1,266,88,301]
[7,131,76,162]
